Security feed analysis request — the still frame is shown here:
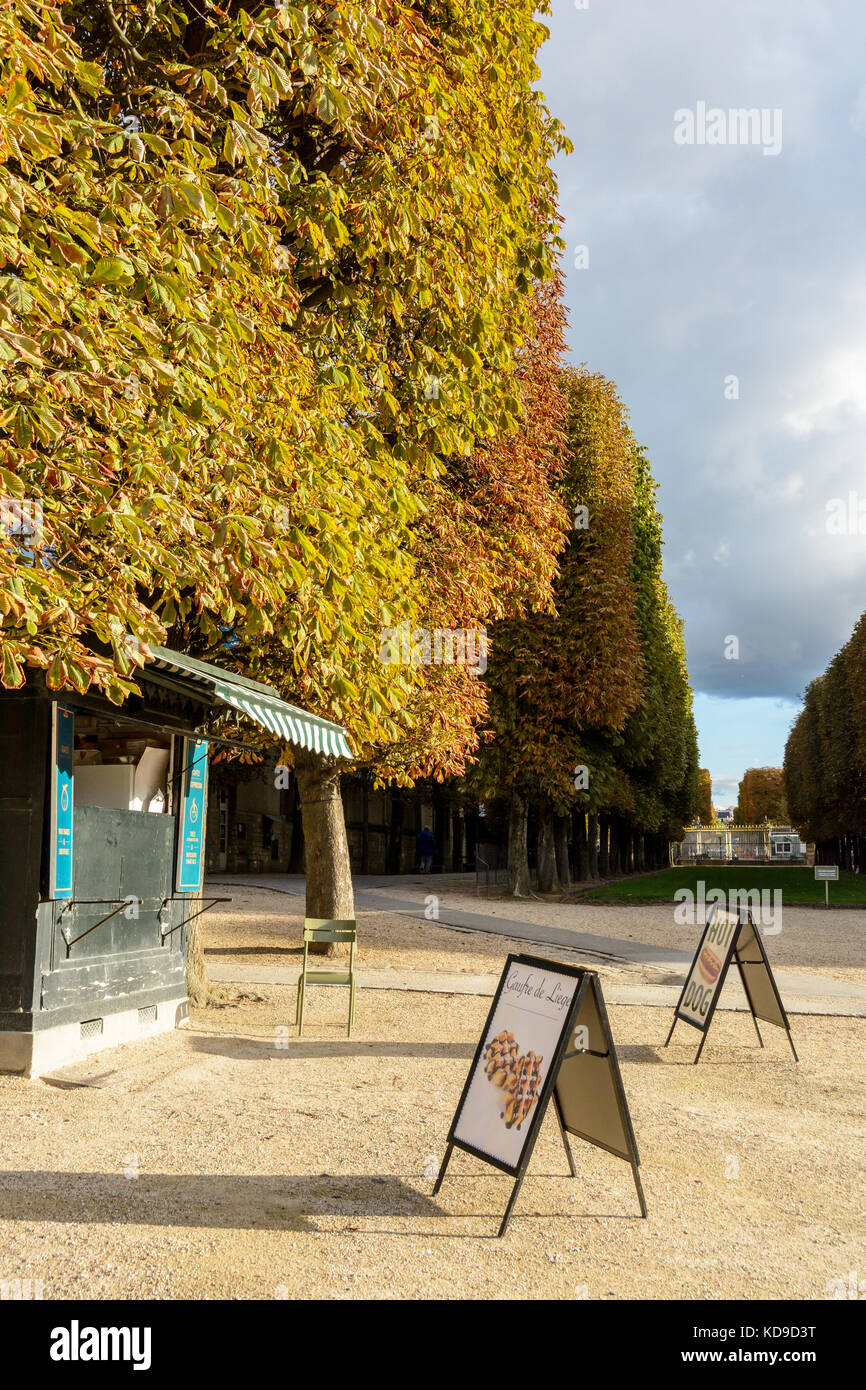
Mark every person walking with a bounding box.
[416,826,436,873]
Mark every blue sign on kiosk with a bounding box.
[50,704,75,899]
[176,738,208,893]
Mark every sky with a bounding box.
[540,0,866,808]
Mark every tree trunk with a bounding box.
[295,749,354,956]
[507,790,531,896]
[553,812,571,890]
[572,809,587,881]
[387,787,404,874]
[536,801,561,894]
[452,807,465,872]
[609,816,620,876]
[288,776,305,871]
[185,911,209,1007]
[624,825,634,873]
[599,812,610,878]
[587,812,599,879]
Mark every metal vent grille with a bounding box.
[80,1018,103,1040]
[138,1006,157,1025]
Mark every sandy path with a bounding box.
[0,986,862,1300]
[204,883,866,986]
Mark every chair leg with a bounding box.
[297,978,305,1036]
[348,978,355,1037]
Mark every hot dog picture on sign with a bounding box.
[665,904,798,1063]
[676,905,739,1029]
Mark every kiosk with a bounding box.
[0,647,350,1076]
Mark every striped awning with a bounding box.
[145,646,353,759]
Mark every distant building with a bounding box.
[674,825,807,863]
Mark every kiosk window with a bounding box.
[73,717,172,814]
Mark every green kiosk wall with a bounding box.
[0,681,202,1077]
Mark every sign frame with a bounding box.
[664,906,798,1064]
[814,864,838,909]
[433,953,646,1236]
[175,737,209,894]
[49,703,75,899]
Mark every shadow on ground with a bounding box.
[0,1172,443,1230]
[206,946,303,957]
[188,1034,476,1061]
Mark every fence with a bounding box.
[475,846,508,896]
[673,826,808,864]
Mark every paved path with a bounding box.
[205,961,865,1016]
[208,871,689,964]
[206,873,866,1016]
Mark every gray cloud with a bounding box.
[544,0,866,703]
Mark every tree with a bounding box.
[735,768,787,825]
[474,370,698,890]
[603,443,698,871]
[1,0,569,924]
[784,611,866,867]
[696,770,714,824]
[476,368,644,893]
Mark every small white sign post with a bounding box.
[814,864,839,907]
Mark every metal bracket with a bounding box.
[158,897,232,939]
[59,899,135,952]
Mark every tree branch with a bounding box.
[101,0,146,62]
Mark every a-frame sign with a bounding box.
[664,905,798,1064]
[433,954,646,1237]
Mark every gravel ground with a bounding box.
[0,984,862,1300]
[373,883,866,984]
[204,883,866,989]
[1,884,862,1301]
[204,884,616,977]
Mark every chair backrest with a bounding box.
[304,918,356,943]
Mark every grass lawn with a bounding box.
[579,864,866,905]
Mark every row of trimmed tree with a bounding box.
[468,369,699,894]
[1,1,698,915]
[784,612,866,868]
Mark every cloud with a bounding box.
[543,0,866,725]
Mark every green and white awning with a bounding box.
[145,646,353,759]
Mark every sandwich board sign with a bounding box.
[664,905,798,1064]
[432,954,646,1236]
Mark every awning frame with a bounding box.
[145,646,353,760]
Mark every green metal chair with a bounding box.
[295,919,357,1037]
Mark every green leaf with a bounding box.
[314,87,338,124]
[89,257,135,286]
[1,647,24,689]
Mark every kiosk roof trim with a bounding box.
[147,646,353,759]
